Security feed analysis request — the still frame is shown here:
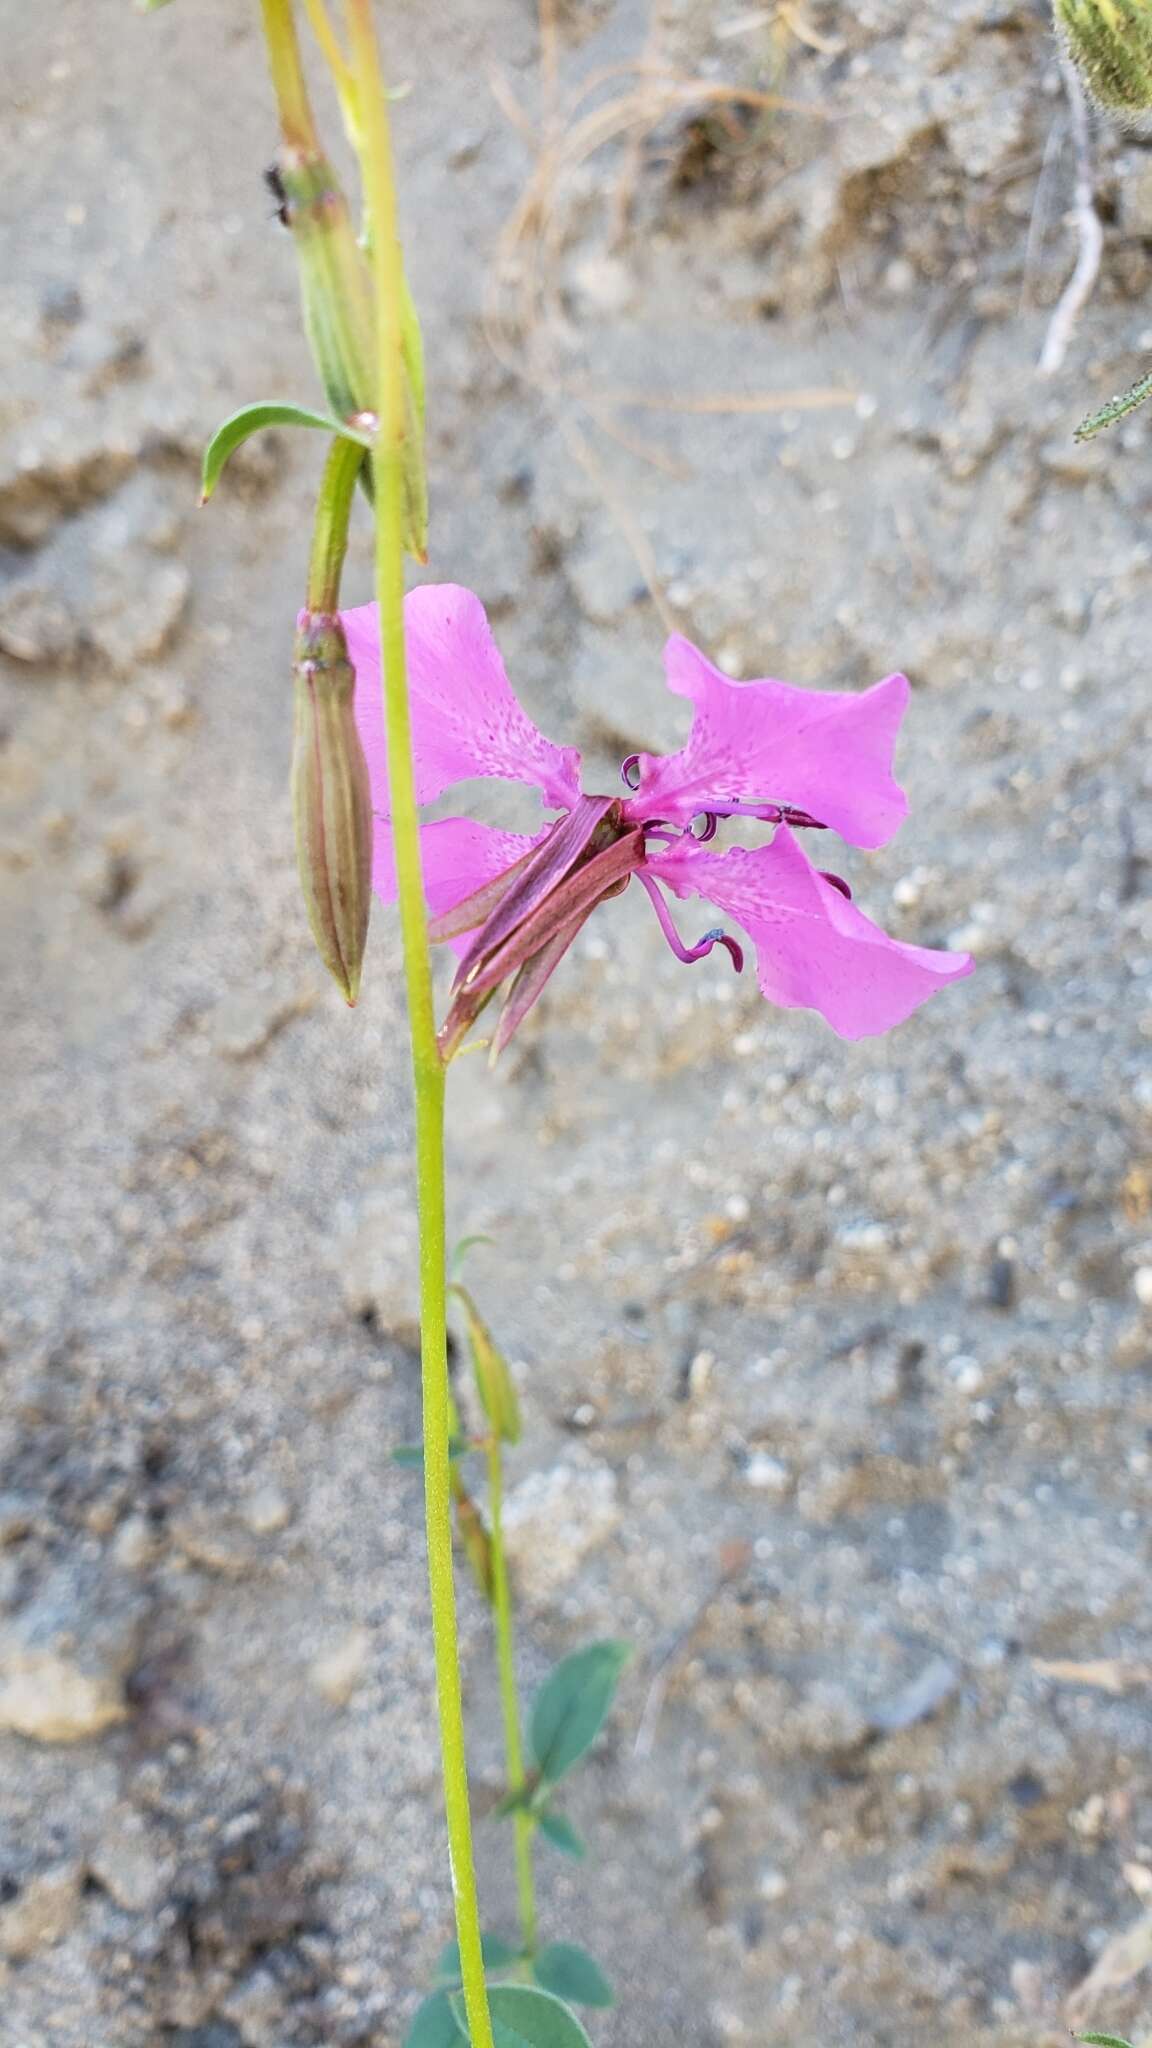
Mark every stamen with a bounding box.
[621,754,642,791]
[689,799,828,830]
[688,813,719,842]
[819,870,853,900]
[637,871,744,974]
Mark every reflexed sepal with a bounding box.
[291,611,373,1005]
[1055,0,1152,117]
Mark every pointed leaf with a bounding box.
[452,1286,521,1444]
[200,403,374,503]
[1075,372,1152,442]
[434,1934,521,1987]
[533,1943,614,2009]
[404,1990,463,2048]
[1077,2037,1137,2046]
[529,1641,631,1786]
[451,1234,496,1280]
[535,1807,586,1859]
[451,1985,593,2048]
[391,1437,468,1469]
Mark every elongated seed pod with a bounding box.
[291,611,373,1005]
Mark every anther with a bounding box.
[819,871,852,900]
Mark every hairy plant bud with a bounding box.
[292,611,373,1006]
[1055,0,1152,118]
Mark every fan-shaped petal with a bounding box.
[628,635,910,850]
[647,826,971,1038]
[345,585,582,817]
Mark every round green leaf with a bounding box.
[529,1641,630,1787]
[404,1989,463,2048]
[535,1808,585,1859]
[434,1934,521,1987]
[533,1943,614,2009]
[451,1985,593,2048]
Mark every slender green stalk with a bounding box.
[306,435,364,612]
[344,6,495,2045]
[486,1436,537,1958]
[258,0,318,148]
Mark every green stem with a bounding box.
[486,1436,537,1958]
[306,435,363,612]
[258,0,319,148]
[344,7,495,2046]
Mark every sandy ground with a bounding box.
[3,1,1152,2043]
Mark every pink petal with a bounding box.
[647,827,972,1039]
[628,635,910,849]
[373,815,547,958]
[344,585,582,816]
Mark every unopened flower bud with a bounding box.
[292,611,372,1005]
[1055,0,1152,119]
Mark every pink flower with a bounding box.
[343,585,972,1057]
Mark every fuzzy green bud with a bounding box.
[1055,0,1152,117]
[291,611,372,1006]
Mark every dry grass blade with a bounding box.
[576,385,856,415]
[1033,1657,1152,1695]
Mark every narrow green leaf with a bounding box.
[450,1234,496,1280]
[533,1943,614,2009]
[529,1641,631,1787]
[1077,2035,1137,2046]
[451,1985,593,2048]
[1074,370,1152,442]
[200,402,374,504]
[404,1989,463,2048]
[452,1285,521,1444]
[535,1807,586,1858]
[434,1934,521,1987]
[390,1437,468,1470]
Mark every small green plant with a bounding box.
[396,1276,628,2047]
